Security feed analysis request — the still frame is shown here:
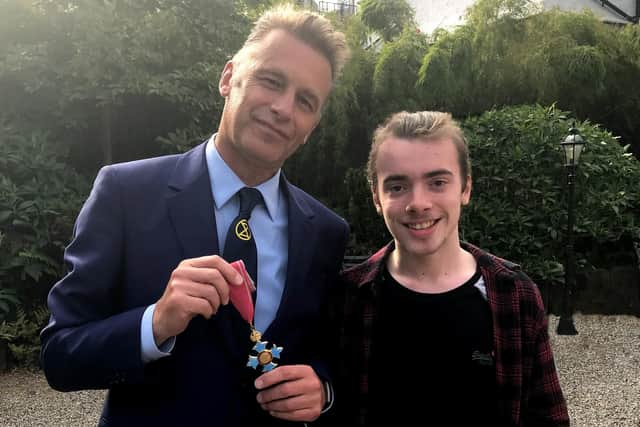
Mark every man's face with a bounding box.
[217,29,333,184]
[372,136,471,260]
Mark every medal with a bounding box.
[229,260,284,372]
[247,327,283,372]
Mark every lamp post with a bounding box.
[557,125,585,335]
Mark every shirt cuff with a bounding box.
[321,380,334,414]
[140,304,175,363]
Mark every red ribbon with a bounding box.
[229,260,256,324]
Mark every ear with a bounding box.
[461,175,472,206]
[371,186,382,215]
[219,61,234,97]
[302,121,320,144]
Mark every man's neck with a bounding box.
[387,242,477,294]
[214,133,278,187]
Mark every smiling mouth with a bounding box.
[406,219,437,230]
[255,119,289,140]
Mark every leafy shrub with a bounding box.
[0,121,90,312]
[0,305,49,367]
[0,288,19,322]
[372,26,429,121]
[342,167,389,256]
[461,104,640,283]
[0,0,251,172]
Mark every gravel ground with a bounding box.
[0,314,638,426]
[549,314,640,427]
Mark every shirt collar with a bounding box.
[341,242,394,291]
[205,134,281,220]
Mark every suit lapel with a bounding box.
[166,143,219,258]
[166,141,247,362]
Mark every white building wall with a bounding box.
[406,0,637,34]
[408,0,476,34]
[542,0,635,24]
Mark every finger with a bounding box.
[181,254,224,268]
[194,284,222,314]
[174,267,231,305]
[191,267,231,305]
[259,393,311,412]
[256,379,323,405]
[257,378,310,404]
[157,286,214,321]
[187,293,217,318]
[183,255,243,285]
[167,280,222,315]
[255,365,308,390]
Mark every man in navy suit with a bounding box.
[40,5,350,426]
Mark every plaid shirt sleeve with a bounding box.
[522,289,570,426]
[469,241,570,426]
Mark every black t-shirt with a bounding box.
[369,268,499,426]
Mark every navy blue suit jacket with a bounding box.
[40,142,349,426]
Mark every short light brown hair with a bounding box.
[367,111,471,190]
[234,4,350,82]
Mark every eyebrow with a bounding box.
[423,169,454,179]
[382,175,408,185]
[382,169,453,185]
[255,68,285,82]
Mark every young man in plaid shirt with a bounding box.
[330,111,569,426]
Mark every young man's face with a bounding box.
[217,29,333,184]
[372,136,471,260]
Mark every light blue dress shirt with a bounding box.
[141,135,288,362]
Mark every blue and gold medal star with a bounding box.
[247,341,283,372]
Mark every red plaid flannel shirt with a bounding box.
[332,241,570,426]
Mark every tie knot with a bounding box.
[238,187,262,218]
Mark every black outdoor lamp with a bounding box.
[556,125,585,335]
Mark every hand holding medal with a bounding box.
[229,260,283,372]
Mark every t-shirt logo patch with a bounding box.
[471,350,494,366]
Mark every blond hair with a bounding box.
[234,4,349,82]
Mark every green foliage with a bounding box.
[358,0,415,42]
[0,0,638,311]
[419,9,536,114]
[372,27,429,119]
[0,0,251,170]
[417,1,640,158]
[343,13,372,47]
[418,26,487,113]
[465,0,540,26]
[620,23,640,68]
[0,121,89,308]
[0,288,20,322]
[0,305,50,367]
[461,104,640,283]
[342,168,389,255]
[286,25,378,206]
